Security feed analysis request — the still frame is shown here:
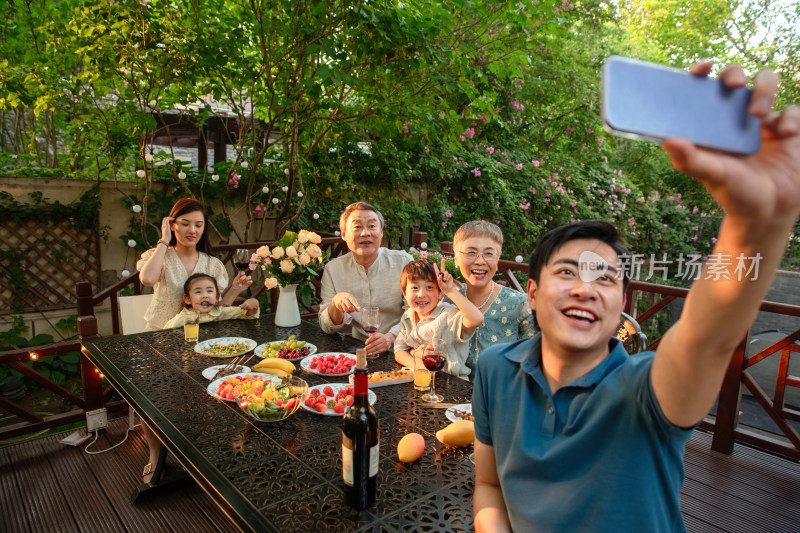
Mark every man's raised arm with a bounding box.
[652,62,800,428]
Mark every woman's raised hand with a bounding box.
[233,271,253,291]
[160,216,174,243]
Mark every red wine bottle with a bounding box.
[342,348,379,509]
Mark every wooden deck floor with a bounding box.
[1,417,799,532]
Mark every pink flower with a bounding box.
[441,221,448,228]
[628,218,635,226]
[636,197,644,203]
[464,128,475,139]
[472,121,477,126]
[444,210,452,218]
[711,237,718,244]
[692,235,698,241]
[471,168,481,177]
[520,202,530,210]
[473,192,478,198]
[663,224,668,228]
[516,163,523,170]
[533,160,540,167]
[486,146,495,154]
[420,250,428,259]
[460,135,466,142]
[692,206,699,214]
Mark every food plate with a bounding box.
[194,337,257,358]
[207,372,267,401]
[299,353,357,376]
[254,341,318,361]
[301,383,377,416]
[445,403,473,423]
[348,367,413,388]
[202,364,251,380]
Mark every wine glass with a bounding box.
[420,338,445,403]
[362,306,380,359]
[233,248,251,290]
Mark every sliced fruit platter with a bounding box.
[301,383,377,416]
[233,375,308,422]
[300,353,357,376]
[254,335,317,361]
[348,367,413,388]
[207,372,263,401]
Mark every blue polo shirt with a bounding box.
[472,335,694,532]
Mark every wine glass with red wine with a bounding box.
[361,306,380,359]
[233,249,251,290]
[421,338,445,403]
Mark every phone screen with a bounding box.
[602,56,761,154]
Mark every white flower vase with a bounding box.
[274,284,301,327]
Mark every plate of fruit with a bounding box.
[299,353,358,376]
[194,337,257,358]
[233,375,308,422]
[255,335,317,361]
[301,383,377,416]
[207,372,265,401]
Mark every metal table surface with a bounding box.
[80,315,475,532]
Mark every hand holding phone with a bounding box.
[602,56,761,154]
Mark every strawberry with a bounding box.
[323,385,334,397]
[346,395,354,406]
[284,398,297,410]
[304,396,317,407]
[315,402,328,413]
[333,402,345,414]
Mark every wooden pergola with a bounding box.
[145,111,277,170]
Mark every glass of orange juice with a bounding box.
[184,311,199,343]
[413,351,431,391]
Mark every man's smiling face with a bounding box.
[527,238,625,359]
[342,209,383,260]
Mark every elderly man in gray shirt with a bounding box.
[319,202,412,356]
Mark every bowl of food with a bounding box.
[233,374,308,423]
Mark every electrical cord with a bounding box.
[83,413,141,454]
[84,427,132,454]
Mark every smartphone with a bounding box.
[602,55,761,154]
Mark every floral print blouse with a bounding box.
[457,284,535,381]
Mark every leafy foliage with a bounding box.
[0,0,797,267]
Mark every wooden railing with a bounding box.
[4,233,799,461]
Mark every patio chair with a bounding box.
[118,294,154,335]
[616,312,648,354]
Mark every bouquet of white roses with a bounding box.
[250,229,327,306]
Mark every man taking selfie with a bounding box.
[472,62,800,532]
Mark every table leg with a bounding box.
[129,445,192,503]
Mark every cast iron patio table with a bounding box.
[80,314,475,532]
